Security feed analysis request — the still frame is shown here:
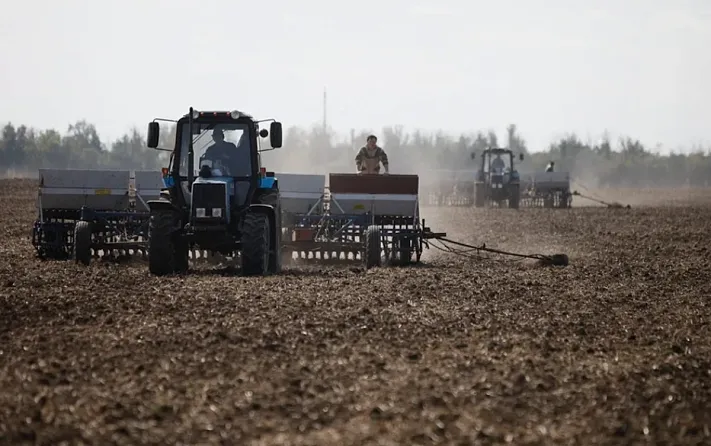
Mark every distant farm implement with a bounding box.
[520,171,573,208]
[421,161,575,209]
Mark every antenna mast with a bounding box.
[322,87,327,133]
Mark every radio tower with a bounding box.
[322,87,327,133]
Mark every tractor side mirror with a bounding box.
[259,128,268,138]
[519,153,524,161]
[147,122,160,148]
[270,121,283,148]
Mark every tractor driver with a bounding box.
[355,135,389,175]
[491,153,506,173]
[202,127,250,176]
[546,161,555,172]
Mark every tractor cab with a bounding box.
[483,150,512,185]
[145,107,284,276]
[472,147,524,208]
[181,121,255,226]
[479,148,519,180]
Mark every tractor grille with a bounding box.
[192,183,226,215]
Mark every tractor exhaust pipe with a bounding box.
[188,107,195,187]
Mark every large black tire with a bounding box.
[241,211,271,276]
[258,190,282,274]
[148,211,178,276]
[509,185,520,209]
[73,221,92,265]
[365,225,381,268]
[475,183,486,208]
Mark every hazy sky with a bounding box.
[1,0,709,153]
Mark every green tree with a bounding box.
[1,118,710,187]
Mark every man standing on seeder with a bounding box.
[355,135,389,175]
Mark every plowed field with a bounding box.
[1,179,710,445]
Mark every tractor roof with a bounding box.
[181,110,254,120]
[484,147,513,154]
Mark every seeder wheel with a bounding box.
[73,221,92,265]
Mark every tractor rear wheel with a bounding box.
[509,185,520,209]
[475,184,486,208]
[258,190,282,274]
[241,211,271,276]
[148,211,179,276]
[73,221,92,265]
[365,225,382,268]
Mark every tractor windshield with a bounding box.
[178,122,252,178]
[483,153,511,174]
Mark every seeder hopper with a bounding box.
[32,168,165,263]
[279,173,444,268]
[520,171,573,208]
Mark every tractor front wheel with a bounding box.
[241,211,271,276]
[258,191,282,274]
[475,184,486,208]
[148,211,180,276]
[509,185,520,209]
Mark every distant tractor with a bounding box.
[145,107,283,276]
[473,148,524,209]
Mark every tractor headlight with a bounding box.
[212,208,222,218]
[196,207,206,218]
[230,110,240,119]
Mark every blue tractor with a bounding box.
[472,147,524,208]
[145,107,283,276]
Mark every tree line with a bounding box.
[1,120,709,187]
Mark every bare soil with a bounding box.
[1,178,711,445]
